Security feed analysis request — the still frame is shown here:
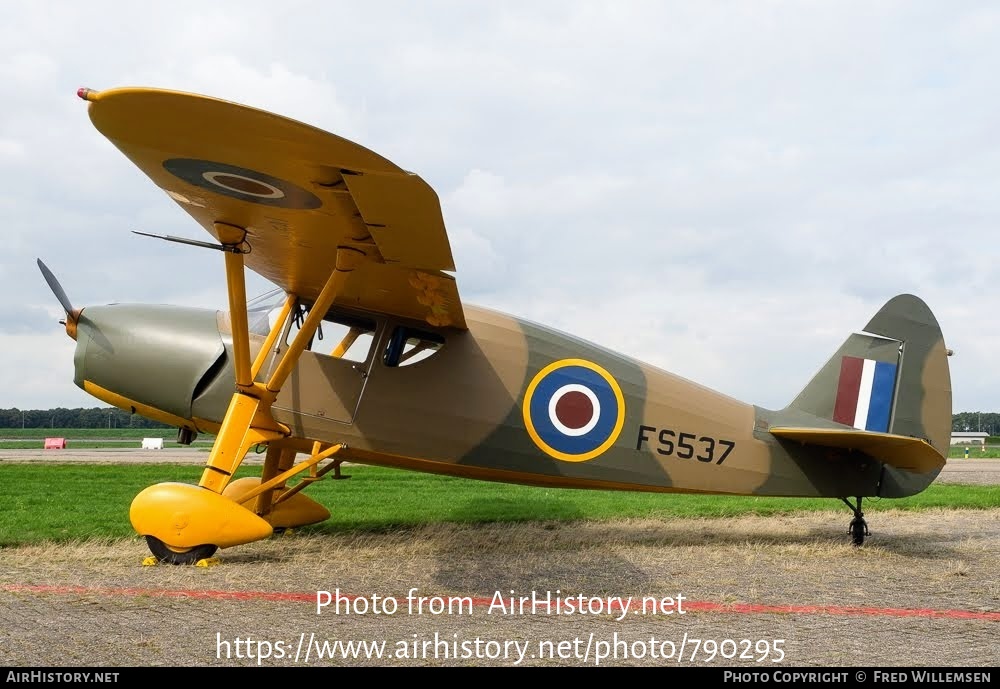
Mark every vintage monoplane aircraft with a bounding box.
[38,86,953,564]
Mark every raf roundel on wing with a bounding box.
[162,158,323,209]
[523,359,626,462]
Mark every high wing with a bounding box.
[81,86,466,329]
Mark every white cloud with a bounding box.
[0,139,25,158]
[0,0,997,417]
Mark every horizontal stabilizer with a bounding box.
[769,427,945,474]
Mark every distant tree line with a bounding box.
[952,412,1000,435]
[0,407,170,429]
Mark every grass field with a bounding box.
[0,427,213,449]
[949,445,1000,458]
[0,428,176,439]
[0,463,996,547]
[0,441,213,449]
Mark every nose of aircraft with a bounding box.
[72,304,228,422]
[38,258,232,423]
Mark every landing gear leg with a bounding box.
[130,237,359,563]
[840,497,869,546]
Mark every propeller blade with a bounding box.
[37,258,75,316]
[37,258,82,340]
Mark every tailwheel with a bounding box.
[841,497,869,546]
[145,536,218,565]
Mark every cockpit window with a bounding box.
[383,326,445,367]
[285,308,377,363]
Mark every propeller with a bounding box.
[37,258,82,340]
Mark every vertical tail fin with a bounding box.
[781,295,952,493]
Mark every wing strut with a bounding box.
[218,223,255,388]
[195,223,366,493]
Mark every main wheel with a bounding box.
[850,518,867,546]
[145,535,218,565]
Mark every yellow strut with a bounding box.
[265,247,364,393]
[330,329,360,358]
[198,394,283,492]
[216,222,253,389]
[272,458,345,505]
[251,294,295,381]
[198,244,363,494]
[232,444,344,506]
[253,444,286,516]
[266,276,340,391]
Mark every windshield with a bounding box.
[246,288,288,336]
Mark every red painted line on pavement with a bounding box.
[5,584,999,621]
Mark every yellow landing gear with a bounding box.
[130,481,274,562]
[223,478,331,530]
[131,443,345,564]
[129,229,361,564]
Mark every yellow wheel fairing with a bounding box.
[130,482,273,550]
[522,358,626,462]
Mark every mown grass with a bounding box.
[0,440,213,449]
[949,445,1000,458]
[0,427,214,449]
[0,428,175,439]
[0,463,996,547]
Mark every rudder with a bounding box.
[784,294,953,472]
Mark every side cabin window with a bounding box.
[382,326,445,368]
[286,309,378,364]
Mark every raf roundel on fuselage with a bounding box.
[522,358,626,462]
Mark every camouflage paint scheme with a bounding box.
[74,293,951,501]
[55,87,952,559]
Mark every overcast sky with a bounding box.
[2,1,998,417]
